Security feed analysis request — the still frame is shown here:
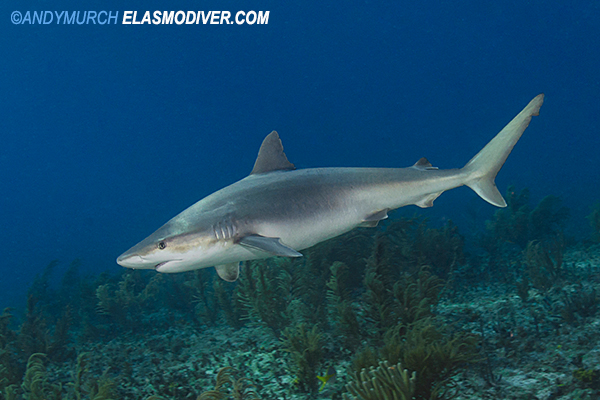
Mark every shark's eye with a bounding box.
[158,241,167,250]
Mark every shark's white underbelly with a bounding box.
[252,203,368,251]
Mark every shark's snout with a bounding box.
[116,253,145,268]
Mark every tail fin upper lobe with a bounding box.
[462,94,544,207]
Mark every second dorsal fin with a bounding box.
[412,157,438,170]
[250,131,296,175]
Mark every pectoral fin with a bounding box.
[215,262,241,282]
[239,235,303,257]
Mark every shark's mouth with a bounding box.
[155,261,168,270]
[155,260,180,270]
[155,259,188,273]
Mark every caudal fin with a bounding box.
[462,94,544,207]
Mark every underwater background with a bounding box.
[2,0,600,399]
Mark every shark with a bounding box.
[117,94,544,281]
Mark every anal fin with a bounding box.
[416,192,443,208]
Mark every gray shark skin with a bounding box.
[117,94,544,281]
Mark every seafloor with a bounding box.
[62,245,600,400]
[2,191,600,400]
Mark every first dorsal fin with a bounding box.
[412,157,438,170]
[250,131,296,175]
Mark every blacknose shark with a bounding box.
[117,94,545,282]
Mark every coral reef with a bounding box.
[484,186,569,250]
[523,238,564,292]
[389,321,480,399]
[363,236,397,338]
[95,271,162,331]
[69,353,116,400]
[197,367,261,400]
[588,203,600,242]
[326,262,361,350]
[21,353,57,400]
[186,269,219,325]
[0,308,18,390]
[235,258,293,335]
[560,283,598,326]
[280,323,323,394]
[343,360,416,400]
[393,266,444,325]
[385,217,465,279]
[213,278,244,329]
[1,352,116,400]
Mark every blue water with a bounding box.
[2,0,599,307]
